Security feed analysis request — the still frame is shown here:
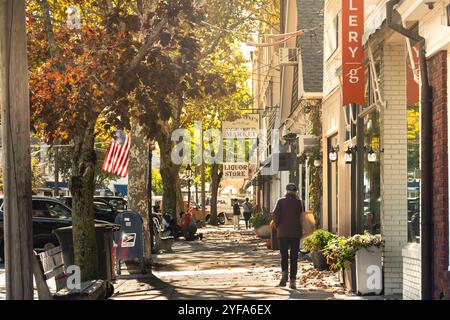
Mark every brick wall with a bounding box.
[380,43,408,296]
[428,50,450,300]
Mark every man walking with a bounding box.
[272,183,304,289]
[242,198,253,229]
[232,199,241,230]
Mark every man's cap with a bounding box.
[286,183,298,192]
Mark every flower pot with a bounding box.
[311,251,328,270]
[344,261,356,293]
[255,225,271,239]
[355,246,383,295]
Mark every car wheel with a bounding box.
[218,213,226,225]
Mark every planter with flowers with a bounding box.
[323,236,356,291]
[250,211,272,239]
[302,229,336,270]
[323,232,384,295]
[351,232,384,295]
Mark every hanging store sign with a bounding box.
[342,0,365,107]
[222,115,260,139]
[223,163,250,179]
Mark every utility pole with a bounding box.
[0,0,34,300]
[54,146,59,197]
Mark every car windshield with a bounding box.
[94,201,113,212]
[105,199,127,210]
[40,201,71,220]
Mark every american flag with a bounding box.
[102,130,130,177]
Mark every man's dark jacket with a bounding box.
[272,194,305,238]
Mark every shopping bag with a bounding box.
[301,211,316,240]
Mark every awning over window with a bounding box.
[363,4,387,45]
[114,184,128,196]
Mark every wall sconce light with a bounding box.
[345,146,355,164]
[314,159,322,167]
[425,1,435,10]
[368,148,377,163]
[329,146,339,162]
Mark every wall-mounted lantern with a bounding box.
[314,159,322,168]
[345,146,355,164]
[368,148,377,163]
[329,146,339,162]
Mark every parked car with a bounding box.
[59,196,118,223]
[0,196,111,262]
[94,196,128,211]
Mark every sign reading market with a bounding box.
[342,0,365,107]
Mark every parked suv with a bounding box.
[59,196,118,223]
[0,196,110,262]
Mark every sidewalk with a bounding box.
[0,224,388,300]
[111,224,386,300]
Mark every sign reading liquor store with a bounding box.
[223,163,249,179]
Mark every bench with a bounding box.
[153,217,174,253]
[32,246,114,300]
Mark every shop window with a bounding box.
[407,100,421,243]
[362,110,381,234]
[325,14,339,60]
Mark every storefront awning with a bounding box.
[363,5,387,45]
[114,184,128,196]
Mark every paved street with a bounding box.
[111,223,381,300]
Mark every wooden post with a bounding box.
[54,146,59,197]
[0,0,34,300]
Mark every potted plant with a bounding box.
[323,237,356,292]
[324,232,384,294]
[249,211,272,239]
[302,229,335,270]
[349,232,384,295]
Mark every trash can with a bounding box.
[53,223,120,281]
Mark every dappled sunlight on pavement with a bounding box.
[111,225,381,300]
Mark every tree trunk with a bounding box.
[209,163,222,226]
[70,119,98,281]
[157,134,181,220]
[128,117,151,262]
[0,0,34,300]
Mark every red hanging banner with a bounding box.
[407,43,420,106]
[342,0,365,107]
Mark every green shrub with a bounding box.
[302,229,336,252]
[249,211,272,229]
